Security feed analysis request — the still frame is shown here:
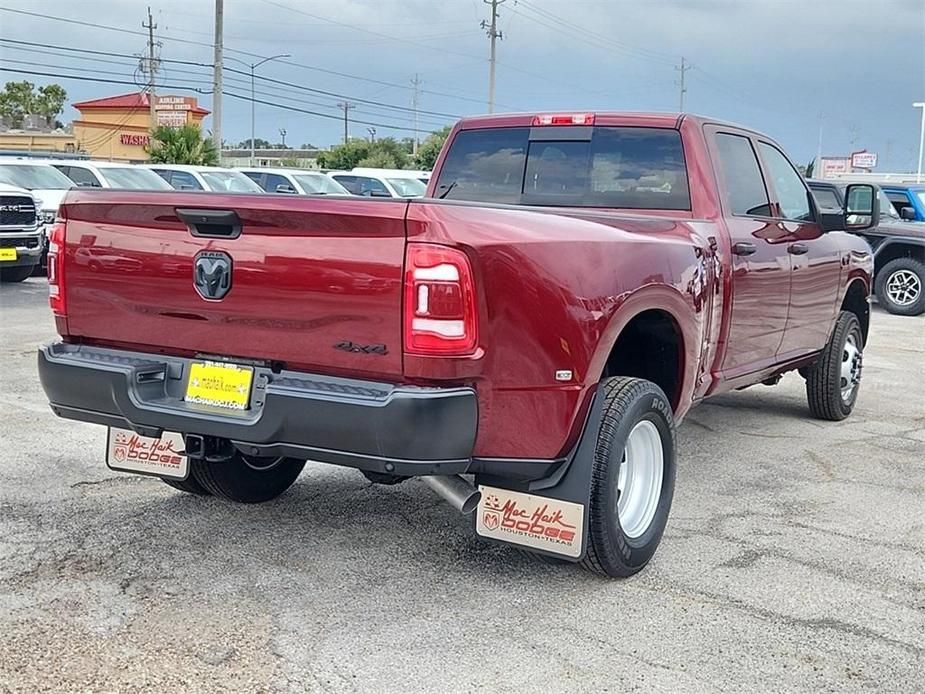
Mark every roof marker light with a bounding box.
[532,113,595,126]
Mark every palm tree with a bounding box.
[146,125,219,165]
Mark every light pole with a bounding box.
[228,54,290,166]
[915,102,925,184]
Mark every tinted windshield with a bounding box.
[200,170,264,192]
[294,173,348,194]
[99,167,171,190]
[386,177,426,197]
[434,126,690,209]
[0,164,75,190]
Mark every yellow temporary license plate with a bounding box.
[0,248,17,261]
[185,361,254,410]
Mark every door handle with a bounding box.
[788,243,809,256]
[732,242,757,256]
[175,208,242,239]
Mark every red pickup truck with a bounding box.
[39,112,876,577]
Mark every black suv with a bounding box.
[809,180,925,316]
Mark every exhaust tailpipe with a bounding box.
[422,475,481,514]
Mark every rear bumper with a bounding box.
[38,342,479,476]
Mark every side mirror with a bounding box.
[844,184,879,231]
[275,184,297,194]
[900,206,917,221]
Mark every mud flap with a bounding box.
[473,387,604,562]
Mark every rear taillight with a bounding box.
[47,219,66,316]
[532,113,595,126]
[404,243,478,356]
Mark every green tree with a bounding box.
[35,84,67,122]
[0,81,34,128]
[146,125,219,165]
[804,158,815,178]
[414,125,452,170]
[0,81,68,128]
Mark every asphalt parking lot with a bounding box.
[1,277,923,692]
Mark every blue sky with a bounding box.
[1,0,923,169]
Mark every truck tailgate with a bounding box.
[61,191,408,378]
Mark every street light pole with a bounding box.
[244,54,290,166]
[914,102,925,184]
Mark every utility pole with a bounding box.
[816,112,824,173]
[212,0,224,152]
[411,73,422,155]
[142,7,159,129]
[481,0,504,113]
[279,128,287,147]
[367,127,376,143]
[848,124,860,150]
[675,57,689,112]
[915,102,925,184]
[337,102,354,145]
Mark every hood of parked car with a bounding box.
[876,219,925,239]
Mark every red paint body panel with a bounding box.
[55,112,873,463]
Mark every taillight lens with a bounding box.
[47,220,66,316]
[404,243,478,356]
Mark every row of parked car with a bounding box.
[0,158,431,282]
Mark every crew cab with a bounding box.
[0,184,43,282]
[810,180,924,315]
[38,112,876,578]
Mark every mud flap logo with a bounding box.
[476,486,584,558]
[106,428,188,480]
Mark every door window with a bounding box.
[264,173,295,193]
[167,171,203,190]
[58,165,102,188]
[356,177,391,197]
[885,192,912,215]
[810,187,841,209]
[758,142,813,221]
[713,133,771,217]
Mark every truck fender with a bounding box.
[586,284,699,414]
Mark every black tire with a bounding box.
[875,257,925,316]
[0,264,35,283]
[580,377,677,578]
[191,452,306,503]
[162,474,211,496]
[805,311,863,421]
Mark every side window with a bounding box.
[61,165,102,188]
[714,133,772,217]
[264,174,295,193]
[169,171,203,190]
[758,142,813,222]
[331,175,358,193]
[886,192,911,215]
[810,187,841,210]
[151,169,172,185]
[242,172,265,190]
[357,177,391,196]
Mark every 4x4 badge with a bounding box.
[193,250,232,300]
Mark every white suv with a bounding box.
[239,168,350,195]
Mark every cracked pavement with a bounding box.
[1,278,923,692]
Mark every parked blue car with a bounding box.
[881,184,925,222]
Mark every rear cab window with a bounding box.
[434,126,690,210]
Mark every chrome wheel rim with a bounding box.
[886,269,921,307]
[616,420,664,539]
[840,333,862,403]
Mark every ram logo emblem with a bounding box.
[193,251,232,300]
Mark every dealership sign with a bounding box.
[851,151,878,169]
[157,111,188,127]
[156,95,196,111]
